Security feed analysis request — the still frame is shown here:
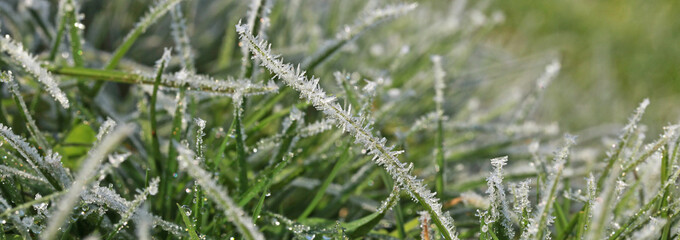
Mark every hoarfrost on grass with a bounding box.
[237,23,459,240]
[0,35,70,108]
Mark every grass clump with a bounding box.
[0,0,678,239]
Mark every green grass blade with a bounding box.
[177,203,201,240]
[344,186,400,238]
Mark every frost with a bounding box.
[2,71,49,150]
[194,118,206,159]
[0,123,50,184]
[631,217,667,239]
[536,59,561,90]
[156,47,173,70]
[176,144,264,240]
[431,55,446,107]
[238,23,458,240]
[170,4,194,71]
[0,165,48,184]
[135,209,152,240]
[82,185,185,237]
[41,123,134,240]
[121,0,183,52]
[301,3,418,69]
[484,156,515,238]
[107,152,131,168]
[509,180,531,219]
[147,69,279,97]
[111,177,160,235]
[0,35,70,108]
[460,191,490,209]
[523,135,575,240]
[299,119,335,138]
[0,195,32,238]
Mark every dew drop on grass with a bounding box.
[181,205,192,216]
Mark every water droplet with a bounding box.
[186,188,192,194]
[181,205,192,216]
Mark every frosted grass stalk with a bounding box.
[1,71,49,150]
[484,156,515,238]
[0,196,32,238]
[82,186,185,237]
[170,4,195,71]
[0,165,48,184]
[0,123,61,189]
[608,160,680,238]
[237,23,458,240]
[509,180,531,230]
[194,118,206,160]
[240,0,272,79]
[301,3,418,70]
[47,66,278,96]
[135,209,152,240]
[161,69,279,96]
[513,59,561,122]
[298,119,335,137]
[597,99,649,188]
[622,124,679,173]
[0,34,70,108]
[432,55,446,195]
[108,178,159,239]
[104,0,184,70]
[176,144,264,240]
[523,135,575,240]
[42,123,134,240]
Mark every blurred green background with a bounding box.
[491,0,680,133]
